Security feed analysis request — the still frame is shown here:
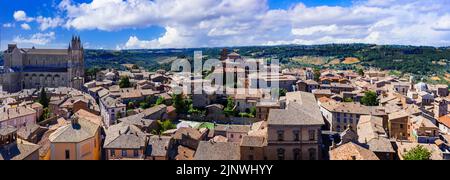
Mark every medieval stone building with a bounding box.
[1,36,84,93]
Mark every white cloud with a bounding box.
[121,26,188,49]
[13,10,34,22]
[36,16,64,31]
[433,14,450,31]
[20,23,31,30]
[12,32,56,46]
[2,23,14,28]
[55,0,450,48]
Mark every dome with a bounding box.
[415,82,428,92]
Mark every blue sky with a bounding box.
[1,0,450,50]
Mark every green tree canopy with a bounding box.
[313,68,321,82]
[119,76,131,88]
[361,91,379,106]
[403,145,432,160]
[224,97,237,117]
[155,96,165,105]
[153,120,177,135]
[357,69,365,76]
[172,94,187,114]
[38,88,49,108]
[38,108,52,122]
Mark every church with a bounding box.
[1,36,85,93]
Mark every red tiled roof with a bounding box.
[439,114,450,128]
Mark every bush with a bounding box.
[403,145,432,160]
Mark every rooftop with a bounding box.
[194,141,240,160]
[320,102,371,115]
[146,136,172,157]
[329,142,380,160]
[0,106,36,123]
[215,124,250,133]
[438,114,450,128]
[240,135,267,147]
[103,123,146,149]
[268,92,324,126]
[49,118,100,143]
[0,140,40,160]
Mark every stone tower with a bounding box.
[434,98,448,119]
[68,36,85,90]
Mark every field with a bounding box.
[291,56,329,65]
[342,57,361,64]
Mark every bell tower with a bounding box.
[68,36,84,90]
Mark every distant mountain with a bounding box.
[85,44,449,77]
[1,44,449,83]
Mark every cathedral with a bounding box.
[1,36,85,93]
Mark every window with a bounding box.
[277,148,285,160]
[309,130,316,141]
[65,150,70,160]
[309,148,317,160]
[293,130,300,141]
[230,134,234,138]
[400,124,404,129]
[110,150,115,157]
[277,130,285,141]
[293,149,301,160]
[336,125,341,132]
[249,147,254,151]
[134,150,139,157]
[248,155,254,160]
[122,150,127,157]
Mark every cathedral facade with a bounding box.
[1,36,85,93]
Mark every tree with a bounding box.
[132,64,139,69]
[250,107,256,117]
[313,68,321,82]
[224,97,237,117]
[361,91,379,106]
[128,101,136,109]
[38,108,52,122]
[357,68,365,76]
[153,120,177,135]
[119,76,131,88]
[139,102,151,109]
[155,96,165,105]
[172,94,187,114]
[38,88,49,108]
[116,111,123,120]
[278,88,288,97]
[403,145,432,160]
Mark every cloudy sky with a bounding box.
[1,0,450,50]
